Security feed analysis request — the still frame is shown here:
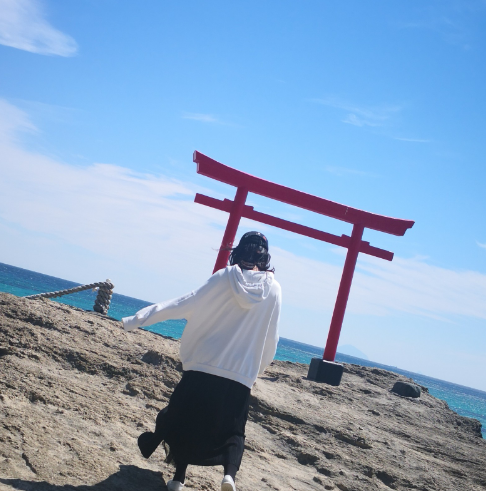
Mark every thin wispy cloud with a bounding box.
[0,0,77,56]
[342,114,380,127]
[182,112,221,124]
[400,17,468,48]
[353,254,486,320]
[312,97,401,128]
[393,137,430,143]
[324,165,377,178]
[0,102,227,299]
[270,247,486,322]
[477,241,486,250]
[401,16,457,31]
[0,99,37,140]
[397,0,486,49]
[15,99,80,124]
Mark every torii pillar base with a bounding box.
[307,358,344,386]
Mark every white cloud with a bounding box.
[0,0,77,56]
[477,241,486,250]
[397,1,486,49]
[324,165,376,178]
[0,101,230,299]
[269,246,486,321]
[341,114,380,127]
[0,99,37,139]
[312,97,401,128]
[182,112,220,123]
[352,254,486,320]
[0,157,230,298]
[393,137,430,143]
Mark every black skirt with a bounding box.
[141,370,251,468]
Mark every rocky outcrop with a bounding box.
[391,381,421,398]
[0,293,485,491]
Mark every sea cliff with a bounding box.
[0,293,485,491]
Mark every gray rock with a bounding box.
[392,381,421,398]
[142,349,164,365]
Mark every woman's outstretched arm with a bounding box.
[122,291,197,331]
[122,271,222,331]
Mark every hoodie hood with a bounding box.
[228,265,274,309]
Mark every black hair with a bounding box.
[228,242,274,272]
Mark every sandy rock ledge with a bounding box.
[0,293,485,491]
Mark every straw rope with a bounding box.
[25,280,114,315]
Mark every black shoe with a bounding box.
[137,431,160,459]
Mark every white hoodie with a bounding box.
[122,265,281,388]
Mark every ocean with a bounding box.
[1,261,485,438]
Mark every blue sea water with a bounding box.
[1,261,485,438]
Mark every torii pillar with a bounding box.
[193,151,414,386]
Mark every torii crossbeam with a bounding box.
[193,151,414,385]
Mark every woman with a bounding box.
[122,231,281,491]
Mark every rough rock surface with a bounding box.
[0,293,485,491]
[391,381,421,399]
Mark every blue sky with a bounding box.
[0,0,485,389]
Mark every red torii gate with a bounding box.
[193,151,414,385]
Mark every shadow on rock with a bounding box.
[0,465,165,491]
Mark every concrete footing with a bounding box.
[307,358,344,386]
